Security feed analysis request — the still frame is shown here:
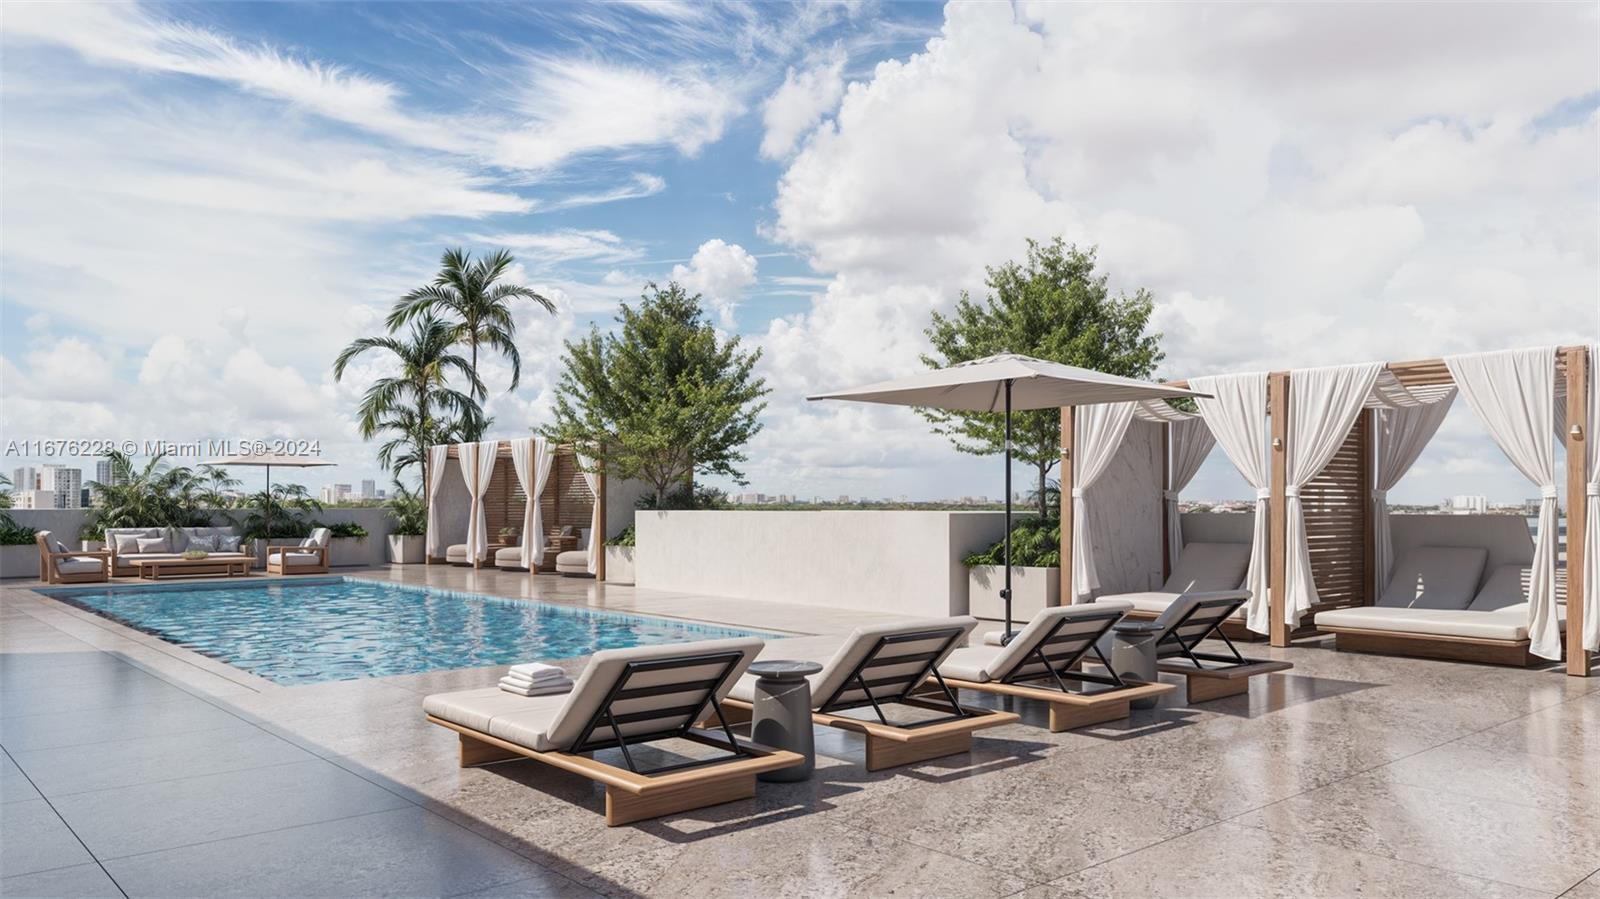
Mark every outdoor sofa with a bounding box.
[105,526,251,577]
[716,616,1020,771]
[35,530,111,584]
[423,638,803,825]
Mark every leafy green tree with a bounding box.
[334,315,486,484]
[922,238,1163,519]
[386,248,554,399]
[547,282,770,506]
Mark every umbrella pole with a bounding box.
[1003,379,1014,642]
[265,465,272,540]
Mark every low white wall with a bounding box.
[634,510,1010,617]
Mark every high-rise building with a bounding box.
[40,465,82,509]
[320,483,353,504]
[360,479,377,500]
[11,466,38,491]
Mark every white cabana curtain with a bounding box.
[1284,363,1384,629]
[1372,390,1456,592]
[509,437,555,568]
[1070,401,1137,602]
[1165,417,1216,571]
[1583,344,1599,653]
[460,440,499,564]
[1189,373,1273,633]
[577,453,603,574]
[424,444,449,557]
[1445,347,1562,661]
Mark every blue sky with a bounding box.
[2,1,1596,506]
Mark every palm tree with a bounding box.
[334,315,485,485]
[386,248,554,398]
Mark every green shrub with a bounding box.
[963,516,1060,568]
[0,515,37,546]
[607,524,636,547]
[386,483,427,536]
[320,521,370,539]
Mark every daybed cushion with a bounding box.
[268,551,323,567]
[1378,546,1487,610]
[726,617,977,706]
[555,549,589,572]
[495,546,525,566]
[423,637,762,753]
[1162,542,1251,593]
[55,558,107,575]
[1314,605,1537,642]
[1467,564,1530,612]
[446,544,469,562]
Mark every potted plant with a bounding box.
[604,525,636,585]
[964,516,1060,621]
[497,525,520,547]
[78,521,105,553]
[319,521,370,567]
[386,484,426,564]
[0,514,39,579]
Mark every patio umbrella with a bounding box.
[809,353,1207,640]
[201,452,337,538]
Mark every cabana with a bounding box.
[1060,344,1596,677]
[423,438,609,579]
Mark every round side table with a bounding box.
[746,660,822,782]
[1109,621,1163,709]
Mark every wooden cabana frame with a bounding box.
[1060,345,1593,677]
[423,440,609,580]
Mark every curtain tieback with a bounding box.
[1539,485,1558,500]
[1162,490,1180,502]
[1283,486,1301,499]
[1372,489,1387,503]
[1255,488,1272,501]
[1070,488,1086,498]
[1588,483,1600,498]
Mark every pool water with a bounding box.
[45,578,776,686]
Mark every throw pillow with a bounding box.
[215,534,241,552]
[54,539,71,554]
[135,536,170,554]
[187,533,217,552]
[114,534,142,555]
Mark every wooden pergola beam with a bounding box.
[1059,407,1076,602]
[1565,346,1591,677]
[1268,372,1291,647]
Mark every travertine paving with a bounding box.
[2,568,1596,898]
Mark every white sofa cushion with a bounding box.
[1467,564,1530,612]
[1378,546,1487,610]
[268,550,323,566]
[1314,605,1544,642]
[1162,542,1250,593]
[55,558,107,575]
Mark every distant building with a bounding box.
[40,465,82,509]
[11,489,55,509]
[11,466,38,491]
[360,479,376,500]
[320,483,353,504]
[1442,494,1488,514]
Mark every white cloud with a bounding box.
[671,239,759,328]
[547,173,668,210]
[464,229,642,265]
[760,51,846,159]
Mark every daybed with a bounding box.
[555,528,593,576]
[266,527,331,575]
[717,617,1020,771]
[1093,541,1255,640]
[1315,545,1558,667]
[423,638,803,826]
[937,603,1175,731]
[105,526,251,577]
[494,526,579,572]
[35,531,111,584]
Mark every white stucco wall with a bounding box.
[633,510,1010,617]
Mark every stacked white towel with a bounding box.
[498,662,574,697]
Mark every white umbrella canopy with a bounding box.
[809,353,1208,640]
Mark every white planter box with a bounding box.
[604,545,635,584]
[0,545,40,580]
[388,535,424,565]
[328,536,369,567]
[967,566,1060,621]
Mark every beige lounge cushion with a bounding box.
[495,546,524,566]
[1314,605,1545,642]
[555,549,589,572]
[1378,546,1487,610]
[268,551,322,566]
[726,617,976,706]
[55,558,107,575]
[1467,564,1530,612]
[445,544,469,562]
[939,602,1131,683]
[1162,542,1250,593]
[424,637,763,752]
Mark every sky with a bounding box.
[1,0,1597,506]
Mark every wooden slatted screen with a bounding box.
[1301,413,1370,616]
[538,450,595,535]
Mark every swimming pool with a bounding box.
[42,578,778,686]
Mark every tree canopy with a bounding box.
[546,282,770,505]
[922,238,1164,517]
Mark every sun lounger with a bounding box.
[1094,541,1256,640]
[423,638,803,826]
[936,603,1176,731]
[717,617,1020,771]
[1127,590,1293,701]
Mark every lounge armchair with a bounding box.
[35,531,110,584]
[555,528,592,576]
[936,603,1176,731]
[423,638,803,826]
[106,526,250,577]
[1111,590,1293,702]
[266,527,330,575]
[1093,541,1254,639]
[717,617,1020,771]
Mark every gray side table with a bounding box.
[747,660,822,782]
[1109,621,1163,709]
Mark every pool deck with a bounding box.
[2,566,1598,898]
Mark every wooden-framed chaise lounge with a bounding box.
[717,617,1020,771]
[423,638,803,826]
[1094,541,1258,641]
[1123,590,1293,702]
[936,603,1176,731]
